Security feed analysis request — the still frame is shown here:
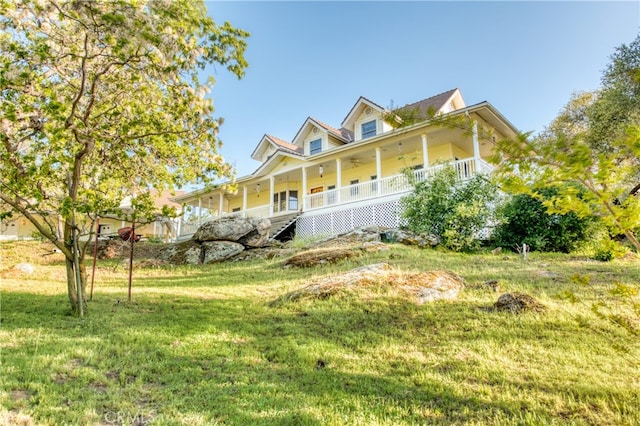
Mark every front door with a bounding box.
[274,190,300,213]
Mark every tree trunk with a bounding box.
[64,220,88,316]
[64,244,88,315]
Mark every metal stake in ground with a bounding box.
[90,217,100,301]
[128,221,135,302]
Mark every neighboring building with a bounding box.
[0,214,40,241]
[0,190,183,242]
[173,88,519,241]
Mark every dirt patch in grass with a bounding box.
[10,390,32,402]
[493,292,547,314]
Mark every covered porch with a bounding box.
[175,120,495,240]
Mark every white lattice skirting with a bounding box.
[296,199,405,238]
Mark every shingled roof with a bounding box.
[397,88,459,117]
[309,118,353,142]
[267,134,304,155]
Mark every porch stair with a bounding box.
[269,212,300,241]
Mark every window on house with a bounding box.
[361,120,377,139]
[232,207,241,213]
[309,138,322,155]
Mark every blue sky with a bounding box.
[204,1,639,178]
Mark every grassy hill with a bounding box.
[1,240,639,425]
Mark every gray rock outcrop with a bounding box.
[202,241,245,264]
[381,229,440,248]
[273,263,465,305]
[193,216,270,245]
[158,240,203,265]
[160,216,272,265]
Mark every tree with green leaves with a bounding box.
[0,0,248,315]
[401,165,499,252]
[493,187,595,253]
[492,35,640,252]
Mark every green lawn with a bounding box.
[1,241,639,425]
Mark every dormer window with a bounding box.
[309,138,322,155]
[361,120,377,139]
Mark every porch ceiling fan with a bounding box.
[349,158,362,167]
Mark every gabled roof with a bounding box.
[341,96,386,129]
[268,134,303,155]
[250,134,303,161]
[291,117,352,146]
[311,118,353,142]
[397,88,462,118]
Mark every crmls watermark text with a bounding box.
[103,409,156,425]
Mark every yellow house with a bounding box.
[174,89,519,240]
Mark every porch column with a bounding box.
[242,185,247,217]
[219,193,224,217]
[472,121,481,174]
[301,167,307,211]
[421,133,429,168]
[197,197,202,225]
[375,147,382,196]
[336,158,342,204]
[269,176,275,217]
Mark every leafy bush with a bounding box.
[401,165,499,252]
[493,188,594,253]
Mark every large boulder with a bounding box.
[158,240,203,265]
[283,247,362,268]
[273,263,465,305]
[309,225,383,249]
[202,241,245,263]
[193,216,271,247]
[236,217,272,248]
[381,229,440,248]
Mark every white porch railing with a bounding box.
[176,220,200,238]
[226,204,272,219]
[303,157,489,211]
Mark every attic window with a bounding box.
[361,120,376,139]
[309,138,322,155]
